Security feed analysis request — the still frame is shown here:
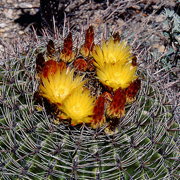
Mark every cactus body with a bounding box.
[0,27,179,180]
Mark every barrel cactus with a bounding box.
[0,23,179,180]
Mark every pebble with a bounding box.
[0,23,7,28]
[153,43,166,53]
[18,30,25,35]
[155,14,165,22]
[4,9,13,19]
[19,3,33,8]
[132,5,141,10]
[152,5,159,10]
[116,19,125,27]
[0,45,4,50]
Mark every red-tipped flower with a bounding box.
[60,32,75,62]
[107,88,126,118]
[126,79,141,103]
[91,92,112,129]
[80,26,94,57]
[41,60,66,78]
[73,58,88,71]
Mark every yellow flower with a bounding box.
[97,62,137,90]
[91,38,132,68]
[61,88,95,126]
[39,61,85,105]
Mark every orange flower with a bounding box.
[41,60,66,78]
[107,88,126,118]
[60,32,75,62]
[73,58,88,71]
[87,58,95,71]
[80,26,94,57]
[126,79,141,103]
[91,92,112,129]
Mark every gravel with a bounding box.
[0,0,177,42]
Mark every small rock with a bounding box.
[132,5,141,10]
[152,5,159,10]
[116,19,125,28]
[0,23,7,28]
[1,33,8,37]
[19,3,33,8]
[158,45,166,53]
[4,9,13,19]
[153,43,166,53]
[155,14,165,22]
[6,0,12,3]
[19,31,25,35]
[0,45,4,50]
[0,29,6,33]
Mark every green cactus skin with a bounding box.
[0,35,179,180]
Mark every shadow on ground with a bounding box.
[14,0,179,35]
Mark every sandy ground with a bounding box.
[0,0,177,40]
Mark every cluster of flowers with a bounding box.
[36,26,141,131]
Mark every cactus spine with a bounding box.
[0,26,179,180]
